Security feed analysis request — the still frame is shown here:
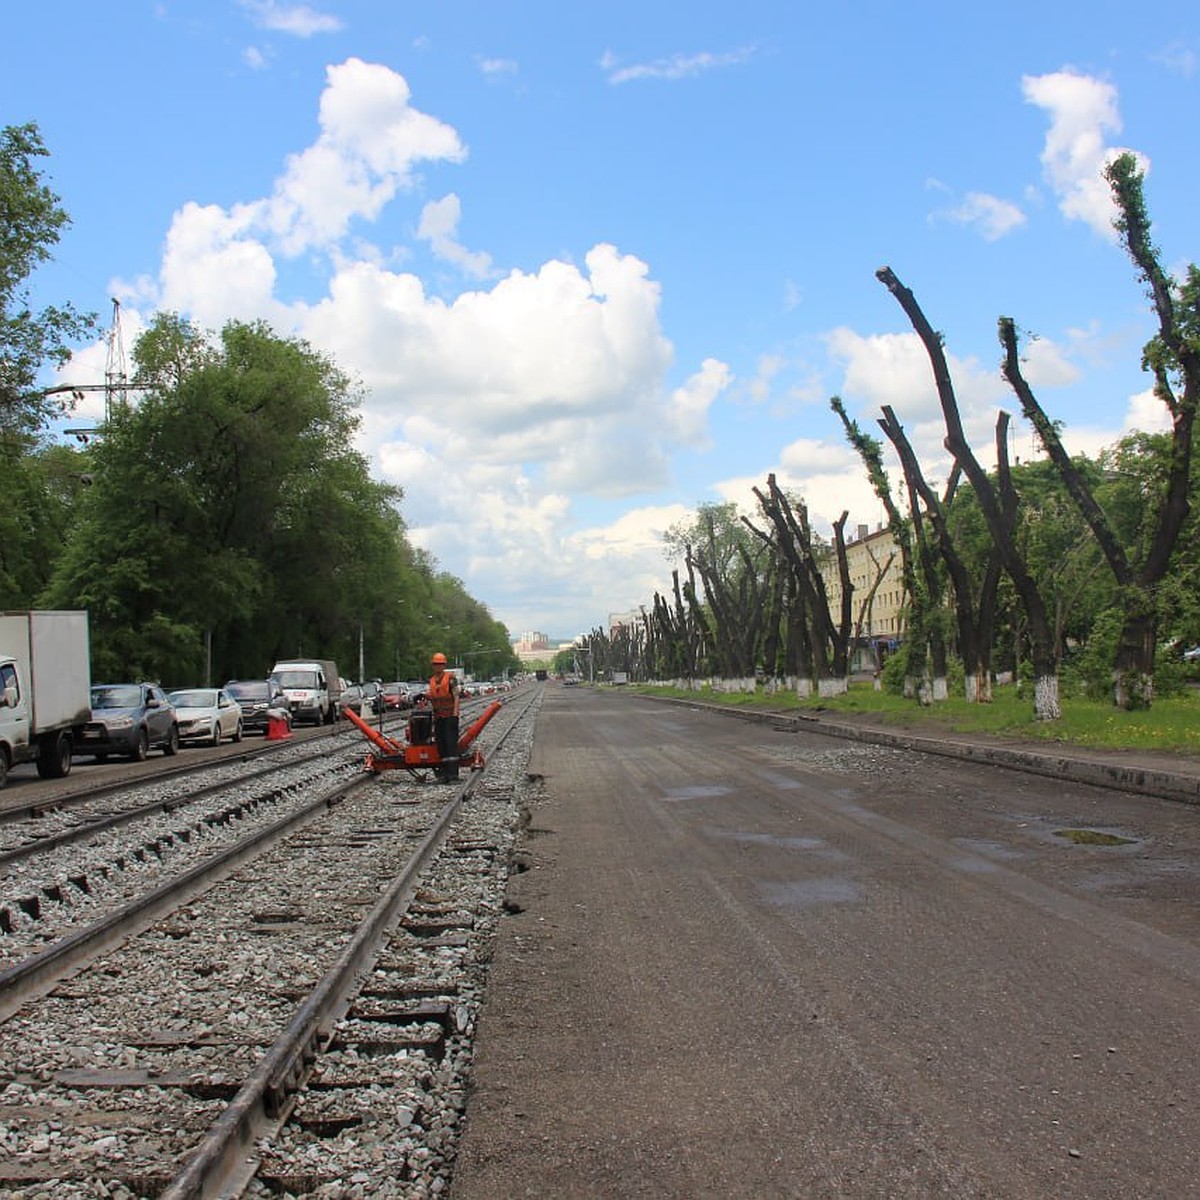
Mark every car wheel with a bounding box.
[131,729,149,762]
[210,723,221,747]
[37,732,73,780]
[0,753,7,789]
[163,725,180,756]
[233,720,243,744]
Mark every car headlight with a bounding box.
[105,717,135,731]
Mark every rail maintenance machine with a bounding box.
[342,698,502,781]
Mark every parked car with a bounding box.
[340,681,383,717]
[82,683,180,761]
[168,687,243,746]
[381,682,411,711]
[225,679,290,735]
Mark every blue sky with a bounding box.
[8,2,1197,641]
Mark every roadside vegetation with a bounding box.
[630,677,1200,756]
[574,154,1199,726]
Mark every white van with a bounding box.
[270,659,341,725]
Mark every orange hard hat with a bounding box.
[431,652,447,665]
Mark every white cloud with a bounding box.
[83,59,740,635]
[416,194,495,279]
[942,191,1027,241]
[1121,387,1173,436]
[600,46,755,84]
[1016,335,1081,388]
[243,45,269,70]
[668,358,730,446]
[1152,41,1197,77]
[238,0,343,37]
[477,56,518,79]
[1021,69,1148,239]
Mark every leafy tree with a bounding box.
[0,122,98,437]
[997,153,1199,708]
[0,438,92,605]
[40,316,416,684]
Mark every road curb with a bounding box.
[644,694,1200,807]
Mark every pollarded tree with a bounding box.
[997,153,1199,709]
[666,503,770,688]
[831,397,928,699]
[877,266,1063,720]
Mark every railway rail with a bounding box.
[0,684,541,1197]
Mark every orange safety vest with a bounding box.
[428,671,459,717]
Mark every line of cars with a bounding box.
[77,674,514,764]
[78,678,292,762]
[339,680,420,716]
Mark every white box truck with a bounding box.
[0,610,92,787]
[270,658,342,725]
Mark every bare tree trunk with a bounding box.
[878,266,1061,719]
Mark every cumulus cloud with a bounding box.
[1022,69,1148,239]
[417,194,495,279]
[88,58,726,635]
[824,325,1013,485]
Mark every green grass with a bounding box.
[629,680,1200,756]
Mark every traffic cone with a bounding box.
[266,711,292,740]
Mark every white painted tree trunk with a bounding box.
[818,676,848,698]
[931,675,948,702]
[796,678,813,699]
[1034,673,1061,720]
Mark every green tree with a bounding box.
[997,153,1199,708]
[40,316,413,684]
[0,123,98,437]
[0,438,92,606]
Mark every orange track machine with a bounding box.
[342,700,502,780]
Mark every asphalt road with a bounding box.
[452,684,1200,1198]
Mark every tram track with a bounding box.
[0,684,541,1197]
[0,703,496,951]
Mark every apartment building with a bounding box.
[821,523,907,661]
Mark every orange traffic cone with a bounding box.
[266,711,292,740]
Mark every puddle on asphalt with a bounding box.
[663,784,731,801]
[759,878,862,909]
[1054,828,1137,846]
[710,829,849,859]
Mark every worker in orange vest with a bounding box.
[428,652,461,782]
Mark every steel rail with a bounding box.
[0,739,366,869]
[0,766,367,1022]
[161,688,539,1200]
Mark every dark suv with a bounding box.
[224,679,290,735]
[82,683,180,761]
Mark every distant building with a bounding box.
[512,630,554,666]
[608,609,642,638]
[820,523,907,665]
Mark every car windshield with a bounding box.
[274,670,318,688]
[92,685,142,709]
[227,682,268,700]
[170,689,217,708]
